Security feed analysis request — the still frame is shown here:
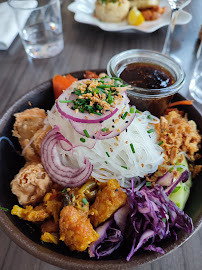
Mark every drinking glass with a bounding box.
[8,0,64,59]
[189,58,202,104]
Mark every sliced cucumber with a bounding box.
[169,154,192,210]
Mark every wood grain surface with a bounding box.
[0,0,202,269]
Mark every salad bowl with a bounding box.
[0,70,201,269]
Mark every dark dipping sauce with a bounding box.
[119,63,176,117]
[120,62,175,89]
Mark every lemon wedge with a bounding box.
[127,7,145,26]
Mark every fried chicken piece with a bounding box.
[11,204,50,222]
[33,125,52,156]
[59,205,99,252]
[10,162,52,206]
[41,232,59,245]
[11,189,63,223]
[41,219,59,234]
[13,108,47,161]
[89,179,127,227]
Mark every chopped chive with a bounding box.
[158,141,163,146]
[147,115,152,120]
[177,167,182,171]
[135,109,140,113]
[59,100,74,103]
[99,84,111,89]
[146,182,151,187]
[111,77,122,81]
[162,218,167,223]
[147,128,155,134]
[172,186,181,193]
[82,198,88,205]
[101,127,108,132]
[0,207,9,212]
[93,88,99,94]
[71,193,74,198]
[62,188,66,193]
[169,166,174,173]
[80,138,86,143]
[83,129,90,138]
[130,143,135,154]
[106,152,110,157]
[114,80,119,87]
[130,107,135,113]
[105,161,108,164]
[176,202,180,208]
[122,111,128,120]
[121,166,127,169]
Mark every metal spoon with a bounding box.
[162,0,191,56]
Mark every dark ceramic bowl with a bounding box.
[0,70,202,270]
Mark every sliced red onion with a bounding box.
[70,105,136,140]
[41,126,93,187]
[56,79,119,124]
[165,170,190,196]
[156,171,174,187]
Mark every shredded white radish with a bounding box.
[47,105,164,188]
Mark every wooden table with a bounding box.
[0,0,202,269]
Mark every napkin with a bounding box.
[0,1,38,50]
[0,2,19,50]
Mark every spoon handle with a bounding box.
[162,8,180,56]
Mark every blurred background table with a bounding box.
[0,0,201,269]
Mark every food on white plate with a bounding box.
[95,0,130,23]
[129,0,159,9]
[94,0,165,24]
[2,71,201,261]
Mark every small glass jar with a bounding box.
[107,49,185,117]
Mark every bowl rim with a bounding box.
[0,70,202,270]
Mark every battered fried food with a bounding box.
[10,162,52,206]
[33,125,52,156]
[89,179,127,227]
[13,108,46,161]
[59,206,99,252]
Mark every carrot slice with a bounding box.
[84,70,99,79]
[52,74,77,99]
[168,100,194,108]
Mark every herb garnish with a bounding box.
[130,143,135,154]
[0,207,9,212]
[82,198,88,205]
[122,111,128,120]
[83,129,90,138]
[147,128,155,134]
[130,107,135,113]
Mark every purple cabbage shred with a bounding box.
[126,183,193,261]
[88,170,193,261]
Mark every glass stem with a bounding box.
[162,8,180,56]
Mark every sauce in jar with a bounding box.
[120,62,175,89]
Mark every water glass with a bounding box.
[8,0,64,59]
[189,58,202,104]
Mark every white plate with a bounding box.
[68,0,192,33]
